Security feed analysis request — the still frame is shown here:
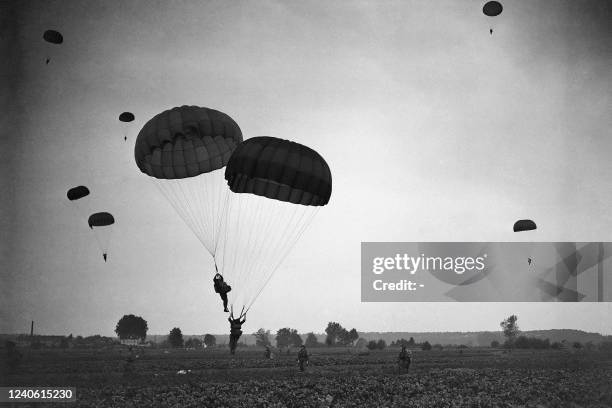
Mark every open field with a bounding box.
[3,347,612,407]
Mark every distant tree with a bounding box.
[203,334,216,347]
[551,341,563,350]
[305,332,320,348]
[325,322,343,346]
[500,315,520,349]
[432,343,444,350]
[348,329,359,345]
[168,328,183,348]
[366,340,378,350]
[490,340,500,348]
[253,328,271,347]
[421,341,432,351]
[376,339,386,350]
[355,338,367,349]
[291,331,303,347]
[276,328,301,349]
[572,341,582,349]
[185,337,203,348]
[325,322,358,346]
[115,314,148,341]
[408,337,415,346]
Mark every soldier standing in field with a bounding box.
[297,345,309,372]
[398,345,411,373]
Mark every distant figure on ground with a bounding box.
[228,312,246,354]
[298,345,309,372]
[398,345,411,373]
[264,346,272,359]
[213,265,231,312]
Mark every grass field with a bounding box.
[3,347,612,407]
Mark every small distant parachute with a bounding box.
[43,30,63,65]
[119,112,135,122]
[119,112,135,141]
[88,212,115,262]
[513,219,536,232]
[43,30,63,44]
[482,1,503,35]
[514,219,537,266]
[67,186,89,201]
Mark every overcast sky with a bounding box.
[1,0,611,336]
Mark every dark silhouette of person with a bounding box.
[228,312,246,354]
[398,345,411,373]
[298,345,309,371]
[490,28,493,35]
[103,253,107,262]
[213,265,231,312]
[528,257,532,266]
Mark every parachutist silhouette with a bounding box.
[103,253,107,262]
[490,29,493,35]
[46,58,50,64]
[528,257,532,266]
[124,136,127,142]
[228,310,246,354]
[213,264,231,312]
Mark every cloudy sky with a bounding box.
[1,0,611,336]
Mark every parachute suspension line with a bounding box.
[234,194,268,300]
[154,171,229,258]
[245,206,320,312]
[248,206,317,309]
[213,189,231,259]
[240,201,315,310]
[156,180,204,248]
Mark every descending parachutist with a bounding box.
[46,58,50,64]
[213,271,231,312]
[490,29,493,35]
[528,258,532,266]
[103,253,107,262]
[228,311,246,355]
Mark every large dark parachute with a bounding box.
[119,112,135,122]
[513,219,536,232]
[43,30,63,44]
[67,186,90,201]
[135,105,242,179]
[225,137,332,206]
[88,212,115,228]
[134,105,243,257]
[216,137,332,312]
[483,1,503,17]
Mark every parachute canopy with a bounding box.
[119,112,135,122]
[225,137,332,206]
[43,30,63,44]
[513,219,536,232]
[88,212,115,228]
[134,105,242,179]
[483,1,503,17]
[67,186,90,201]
